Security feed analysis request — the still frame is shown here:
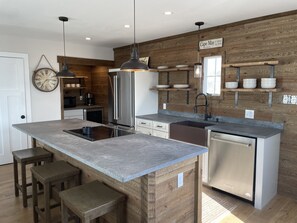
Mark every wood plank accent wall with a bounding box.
[58,56,114,122]
[114,12,297,198]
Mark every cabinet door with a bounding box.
[152,130,168,139]
[153,121,169,132]
[136,126,153,135]
[136,118,153,128]
[64,109,83,120]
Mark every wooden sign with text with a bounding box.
[199,38,223,50]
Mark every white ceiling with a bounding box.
[0,0,296,48]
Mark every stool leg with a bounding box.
[116,202,125,223]
[61,200,69,223]
[13,157,19,197]
[32,174,38,223]
[21,162,27,207]
[44,182,51,223]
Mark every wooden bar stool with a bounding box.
[31,160,80,223]
[60,180,126,223]
[12,147,52,208]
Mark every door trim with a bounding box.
[0,52,32,146]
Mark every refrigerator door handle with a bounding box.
[113,75,118,120]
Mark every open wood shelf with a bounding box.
[223,60,279,68]
[150,87,197,91]
[63,87,86,90]
[73,76,88,78]
[222,88,281,92]
[155,67,194,72]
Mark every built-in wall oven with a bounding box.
[208,131,256,202]
[83,107,103,124]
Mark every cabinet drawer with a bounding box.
[64,115,83,120]
[153,121,169,132]
[64,109,83,117]
[136,119,153,128]
[152,130,169,139]
[136,126,153,135]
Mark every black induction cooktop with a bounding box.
[63,126,134,141]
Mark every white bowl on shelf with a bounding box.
[173,84,189,89]
[176,65,189,68]
[156,85,170,89]
[261,78,276,88]
[243,78,257,88]
[225,82,238,89]
[157,66,168,69]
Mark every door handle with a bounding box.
[20,115,26,119]
[211,137,251,147]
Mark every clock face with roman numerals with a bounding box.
[32,68,59,92]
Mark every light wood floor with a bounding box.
[0,163,297,223]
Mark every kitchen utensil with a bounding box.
[65,84,71,88]
[173,84,189,89]
[71,83,76,88]
[225,82,238,89]
[157,66,169,69]
[261,78,276,88]
[76,83,81,87]
[243,78,257,88]
[156,85,170,89]
[176,65,189,68]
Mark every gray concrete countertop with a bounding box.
[205,123,281,138]
[64,105,103,110]
[137,113,282,138]
[136,113,186,123]
[13,119,207,183]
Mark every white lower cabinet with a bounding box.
[136,118,169,139]
[64,109,84,120]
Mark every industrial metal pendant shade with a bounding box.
[56,16,75,78]
[120,0,148,71]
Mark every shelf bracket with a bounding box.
[235,92,239,107]
[268,92,272,107]
[166,72,170,103]
[270,65,275,78]
[236,68,240,81]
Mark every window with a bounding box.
[203,55,222,96]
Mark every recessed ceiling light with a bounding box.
[164,11,172,15]
[85,37,91,41]
[124,24,130,28]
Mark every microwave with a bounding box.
[64,96,76,108]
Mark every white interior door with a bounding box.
[0,52,31,165]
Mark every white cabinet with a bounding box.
[64,109,83,120]
[136,118,169,139]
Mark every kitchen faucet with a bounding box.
[193,93,211,121]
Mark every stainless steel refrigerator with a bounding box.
[108,69,158,128]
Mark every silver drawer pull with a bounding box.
[156,125,163,128]
[140,122,147,124]
[211,137,251,147]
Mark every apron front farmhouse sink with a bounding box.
[170,121,215,146]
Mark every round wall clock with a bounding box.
[32,68,59,92]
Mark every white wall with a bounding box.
[0,34,113,122]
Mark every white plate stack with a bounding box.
[243,78,257,89]
[261,78,276,88]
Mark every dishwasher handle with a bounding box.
[210,137,251,148]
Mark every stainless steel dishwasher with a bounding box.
[208,131,256,202]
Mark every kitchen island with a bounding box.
[13,119,207,223]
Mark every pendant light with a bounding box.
[120,0,148,71]
[194,22,204,79]
[56,16,75,78]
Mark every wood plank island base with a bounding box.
[13,119,207,223]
